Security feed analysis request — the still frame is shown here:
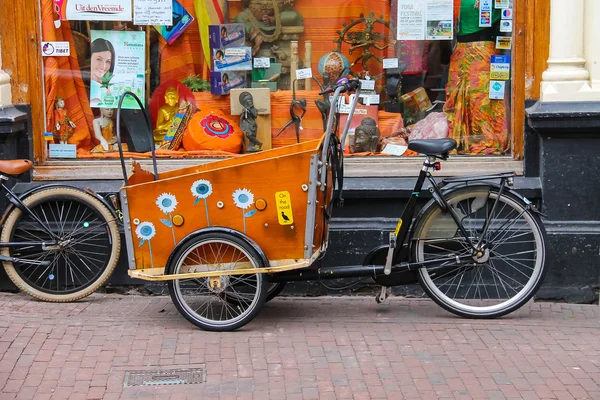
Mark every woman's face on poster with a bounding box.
[91,51,112,82]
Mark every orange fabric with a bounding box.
[77,149,241,159]
[159,0,207,82]
[42,0,95,151]
[183,109,244,153]
[229,0,393,79]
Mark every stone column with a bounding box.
[0,36,12,105]
[584,0,600,95]
[540,0,595,101]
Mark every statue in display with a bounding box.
[233,0,304,89]
[52,97,76,145]
[153,87,180,146]
[350,117,380,153]
[239,91,262,152]
[91,107,121,153]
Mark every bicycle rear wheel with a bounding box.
[1,187,120,302]
[412,186,546,318]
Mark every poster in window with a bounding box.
[397,0,426,41]
[425,0,453,40]
[53,0,132,21]
[89,30,146,109]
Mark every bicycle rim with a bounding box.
[7,195,116,295]
[414,188,545,317]
[171,237,264,329]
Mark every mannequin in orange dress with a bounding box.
[53,97,76,144]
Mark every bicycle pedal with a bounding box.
[375,286,389,304]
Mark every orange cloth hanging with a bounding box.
[41,0,95,152]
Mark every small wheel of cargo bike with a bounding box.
[166,232,268,332]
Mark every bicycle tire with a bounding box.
[167,232,267,331]
[412,185,547,318]
[1,187,120,302]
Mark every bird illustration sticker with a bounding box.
[275,191,293,225]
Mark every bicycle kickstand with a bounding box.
[376,286,390,304]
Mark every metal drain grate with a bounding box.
[123,368,205,387]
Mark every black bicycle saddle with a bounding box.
[408,138,457,156]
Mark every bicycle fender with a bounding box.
[164,227,270,273]
[15,184,121,224]
[408,182,542,262]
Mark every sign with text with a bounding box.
[134,0,172,25]
[41,42,70,57]
[54,0,132,21]
[489,80,506,100]
[253,57,271,68]
[490,55,511,80]
[49,144,77,159]
[383,58,399,69]
[295,68,313,80]
[275,191,294,225]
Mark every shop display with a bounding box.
[52,97,76,144]
[153,86,182,146]
[232,0,304,89]
[213,47,253,72]
[154,0,194,44]
[182,110,243,153]
[159,101,195,150]
[238,91,262,152]
[209,23,245,48]
[251,62,282,92]
[274,85,306,143]
[443,0,508,155]
[211,71,248,95]
[91,108,117,153]
[350,117,380,153]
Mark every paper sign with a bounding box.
[41,42,70,57]
[496,36,513,50]
[500,20,513,32]
[489,80,506,100]
[501,8,513,19]
[479,0,493,27]
[426,0,454,40]
[360,79,375,91]
[49,144,77,158]
[134,0,172,25]
[54,0,132,21]
[360,94,380,105]
[338,105,367,115]
[490,55,511,80]
[495,0,510,8]
[225,48,247,57]
[295,68,313,80]
[382,143,408,156]
[383,58,399,69]
[275,191,294,225]
[253,57,271,68]
[397,0,426,40]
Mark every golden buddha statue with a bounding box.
[153,87,180,145]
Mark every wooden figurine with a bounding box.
[53,97,76,144]
[239,91,262,152]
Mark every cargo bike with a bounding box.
[0,78,547,332]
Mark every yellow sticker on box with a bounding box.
[275,191,294,225]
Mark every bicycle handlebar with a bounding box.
[318,78,361,96]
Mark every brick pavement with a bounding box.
[0,293,599,400]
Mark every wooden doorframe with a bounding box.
[1,0,549,165]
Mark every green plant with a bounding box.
[100,72,114,91]
[181,74,210,92]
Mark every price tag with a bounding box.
[360,94,380,105]
[225,48,247,56]
[381,143,408,157]
[360,79,375,91]
[383,58,399,69]
[253,57,271,68]
[295,68,313,80]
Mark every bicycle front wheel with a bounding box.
[412,186,546,318]
[1,187,120,302]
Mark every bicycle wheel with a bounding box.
[412,186,546,318]
[1,187,120,302]
[167,232,267,331]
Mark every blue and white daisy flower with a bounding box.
[135,222,156,241]
[191,180,213,200]
[232,188,254,209]
[156,193,178,214]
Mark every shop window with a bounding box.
[40,0,515,161]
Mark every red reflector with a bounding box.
[434,162,441,171]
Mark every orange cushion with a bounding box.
[182,109,243,153]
